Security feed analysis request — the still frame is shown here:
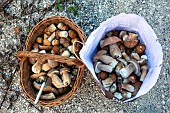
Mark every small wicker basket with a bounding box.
[17,16,86,107]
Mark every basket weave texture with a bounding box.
[17,16,86,107]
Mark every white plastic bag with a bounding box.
[79,13,163,102]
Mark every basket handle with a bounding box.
[73,40,84,61]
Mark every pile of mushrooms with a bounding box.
[30,23,81,57]
[28,23,81,100]
[93,30,149,100]
[30,59,78,100]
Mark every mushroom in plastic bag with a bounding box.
[79,13,163,102]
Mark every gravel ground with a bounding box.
[0,0,170,113]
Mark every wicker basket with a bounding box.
[17,16,86,107]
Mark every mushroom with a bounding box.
[32,43,39,52]
[52,39,60,46]
[71,38,79,44]
[32,61,42,74]
[57,23,68,30]
[117,58,128,66]
[95,62,114,73]
[61,50,70,57]
[39,50,46,53]
[102,77,114,90]
[128,74,136,83]
[132,81,142,96]
[36,75,46,83]
[67,45,74,54]
[140,65,149,82]
[122,78,130,84]
[48,24,57,33]
[106,31,114,37]
[43,39,51,46]
[39,45,52,51]
[98,71,108,80]
[119,59,140,78]
[30,72,46,79]
[93,50,107,63]
[115,62,125,75]
[138,55,148,65]
[100,36,122,58]
[135,44,146,55]
[131,52,140,61]
[121,84,135,92]
[123,39,139,48]
[58,31,68,38]
[122,51,130,61]
[36,37,43,44]
[33,81,59,95]
[114,92,123,100]
[47,60,59,68]
[40,92,56,100]
[72,68,78,76]
[110,83,117,93]
[51,46,59,54]
[47,32,55,42]
[68,30,77,39]
[119,31,127,39]
[63,41,70,48]
[112,30,119,37]
[128,33,138,40]
[99,55,118,68]
[44,34,49,39]
[47,69,64,88]
[123,33,139,49]
[42,63,51,71]
[60,68,71,87]
[121,91,132,99]
[44,28,51,36]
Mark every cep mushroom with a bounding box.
[32,61,42,74]
[40,92,56,100]
[100,36,122,58]
[138,55,148,65]
[121,84,135,92]
[33,81,59,95]
[93,50,107,63]
[119,59,140,78]
[102,77,114,91]
[135,44,146,55]
[60,68,71,87]
[123,33,139,48]
[131,52,140,61]
[95,62,114,73]
[47,69,64,88]
[140,65,149,82]
[99,55,118,68]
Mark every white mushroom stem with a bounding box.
[119,63,136,78]
[40,92,56,100]
[122,51,130,61]
[109,43,122,58]
[114,92,123,100]
[95,62,114,73]
[131,52,140,61]
[32,61,42,74]
[110,83,117,93]
[50,74,64,88]
[47,32,55,42]
[140,65,149,82]
[115,62,124,75]
[122,84,135,92]
[60,69,71,87]
[119,60,140,78]
[99,55,118,68]
[138,55,148,65]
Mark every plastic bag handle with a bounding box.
[73,40,84,61]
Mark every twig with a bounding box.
[0,66,17,109]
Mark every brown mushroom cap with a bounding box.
[93,50,107,63]
[101,36,121,48]
[135,44,146,55]
[141,65,149,70]
[123,39,139,48]
[128,59,140,74]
